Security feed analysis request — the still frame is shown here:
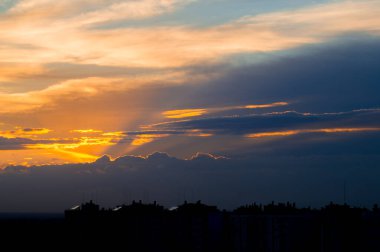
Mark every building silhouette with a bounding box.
[62,200,380,252]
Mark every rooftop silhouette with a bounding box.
[60,200,380,251]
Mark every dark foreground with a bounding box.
[2,201,380,251]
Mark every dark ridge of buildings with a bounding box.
[174,200,219,215]
[61,200,380,252]
[0,200,379,250]
[234,201,306,215]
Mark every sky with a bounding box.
[0,0,380,212]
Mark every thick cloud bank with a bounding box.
[1,150,380,212]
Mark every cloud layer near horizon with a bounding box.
[1,149,380,212]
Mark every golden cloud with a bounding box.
[163,109,207,119]
[244,102,289,109]
[131,134,169,146]
[162,102,289,119]
[0,127,51,138]
[246,127,380,139]
[70,129,103,134]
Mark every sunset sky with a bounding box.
[0,0,380,211]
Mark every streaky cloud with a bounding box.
[162,102,289,119]
[150,109,380,136]
[246,127,380,139]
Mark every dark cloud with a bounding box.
[85,36,380,114]
[0,137,34,150]
[1,150,380,212]
[180,36,380,113]
[22,128,46,132]
[125,130,187,135]
[146,109,380,135]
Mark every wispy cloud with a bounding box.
[0,0,379,115]
[143,109,380,139]
[244,102,288,109]
[130,134,170,146]
[70,129,104,134]
[0,63,46,82]
[246,127,380,139]
[0,72,186,113]
[162,102,289,119]
[1,0,379,69]
[7,0,193,23]
[0,127,51,138]
[163,109,208,119]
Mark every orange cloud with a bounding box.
[247,131,299,138]
[0,127,51,138]
[1,0,379,70]
[131,134,169,146]
[0,63,46,82]
[246,127,380,138]
[162,102,288,119]
[0,73,186,113]
[0,1,379,115]
[70,129,103,134]
[25,136,116,150]
[7,0,193,24]
[102,131,125,137]
[185,129,213,137]
[244,102,288,109]
[0,149,98,168]
[70,0,194,26]
[163,109,207,119]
